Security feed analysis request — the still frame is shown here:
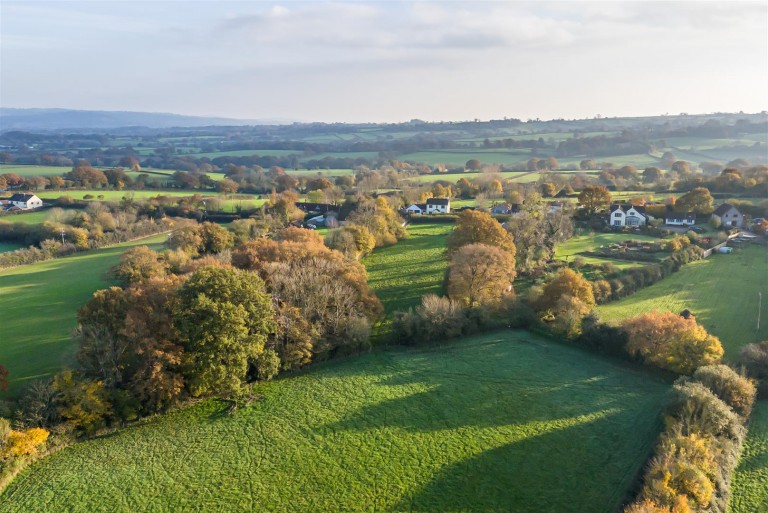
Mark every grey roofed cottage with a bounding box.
[711,203,744,228]
[7,193,43,210]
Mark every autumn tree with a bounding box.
[505,208,573,272]
[268,304,317,371]
[538,268,595,312]
[465,159,481,171]
[643,167,663,183]
[675,187,715,214]
[216,178,239,195]
[346,197,406,247]
[447,210,515,255]
[578,185,612,214]
[447,244,516,307]
[1,427,49,458]
[53,369,113,434]
[199,221,235,254]
[112,246,167,284]
[324,225,376,259]
[175,267,276,398]
[623,311,723,374]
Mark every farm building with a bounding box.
[712,203,744,228]
[405,204,426,214]
[608,204,648,227]
[426,197,450,214]
[665,212,696,226]
[5,193,43,210]
[491,203,519,215]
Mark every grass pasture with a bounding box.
[0,234,168,394]
[0,242,23,253]
[0,330,669,513]
[597,243,768,361]
[0,165,70,177]
[0,210,56,225]
[363,222,453,315]
[729,401,768,513]
[32,190,208,201]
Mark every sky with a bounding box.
[1,0,767,123]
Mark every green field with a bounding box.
[555,232,660,270]
[597,243,768,360]
[0,242,24,253]
[0,330,669,513]
[0,234,168,395]
[729,401,768,513]
[32,190,206,201]
[363,223,453,316]
[0,165,70,177]
[0,210,55,225]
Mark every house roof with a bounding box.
[426,198,450,205]
[8,193,39,202]
[665,212,696,221]
[713,203,738,216]
[610,204,646,214]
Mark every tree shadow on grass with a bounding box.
[390,413,643,513]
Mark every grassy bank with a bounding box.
[0,330,669,513]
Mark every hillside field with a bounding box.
[0,330,669,513]
[0,234,168,394]
[363,222,453,316]
[597,243,768,361]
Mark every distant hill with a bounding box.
[0,108,291,131]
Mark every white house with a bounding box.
[7,193,43,210]
[665,213,696,226]
[405,204,426,214]
[712,203,744,228]
[609,204,647,227]
[426,198,450,214]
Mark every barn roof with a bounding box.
[8,193,38,202]
[713,203,738,216]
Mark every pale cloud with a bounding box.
[0,1,766,122]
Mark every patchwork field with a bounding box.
[0,330,669,513]
[597,243,768,360]
[0,234,168,395]
[363,222,453,316]
[729,401,768,513]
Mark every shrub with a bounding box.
[577,313,629,358]
[391,295,466,345]
[623,311,723,374]
[739,340,768,395]
[667,381,744,441]
[691,365,756,417]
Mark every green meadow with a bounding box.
[597,243,768,361]
[363,222,453,316]
[0,330,669,513]
[0,234,168,394]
